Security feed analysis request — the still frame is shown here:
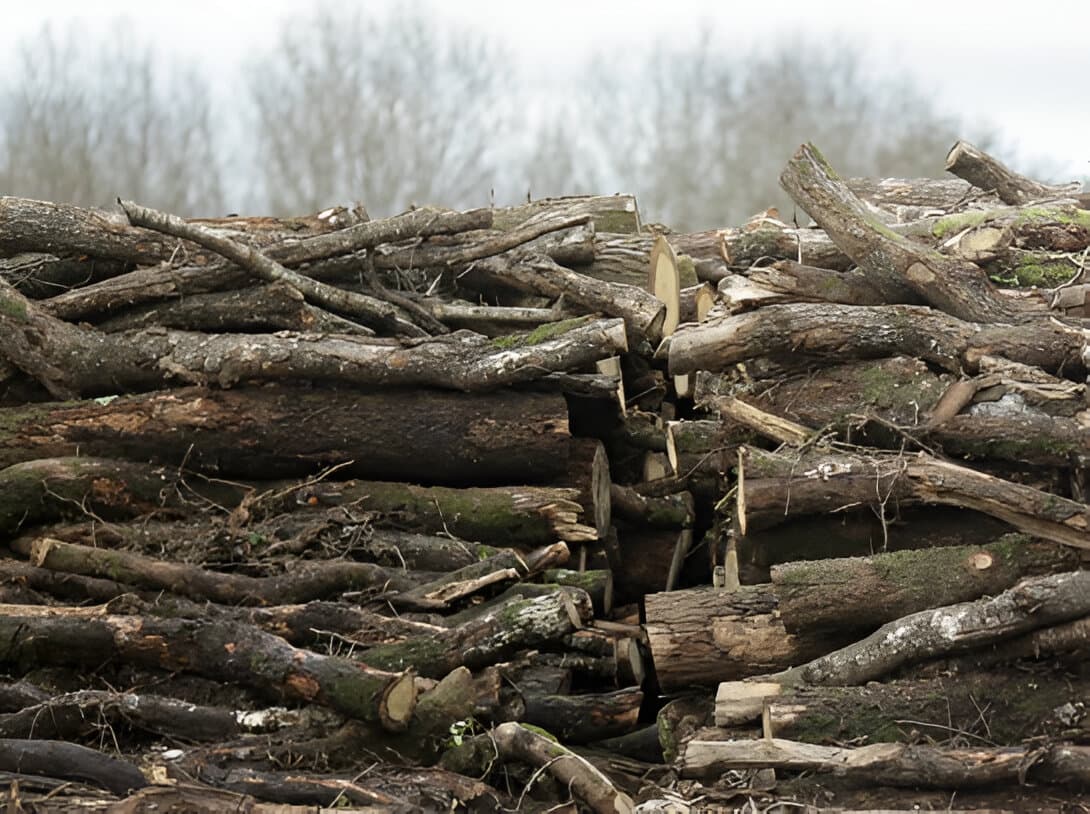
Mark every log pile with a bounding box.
[0,140,1087,812]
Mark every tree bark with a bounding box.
[521,687,643,743]
[945,140,1081,206]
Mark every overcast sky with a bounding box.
[3,0,1088,180]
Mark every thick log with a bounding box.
[666,302,1086,379]
[678,282,717,324]
[1,279,628,397]
[713,671,1090,744]
[521,687,644,743]
[945,141,1082,206]
[748,259,889,305]
[772,570,1090,687]
[846,176,995,219]
[558,438,612,538]
[679,737,1090,789]
[0,606,417,729]
[771,535,1081,635]
[739,445,1090,550]
[717,223,851,272]
[542,568,614,616]
[0,385,574,485]
[610,484,694,529]
[644,586,849,691]
[780,143,1020,321]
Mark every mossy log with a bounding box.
[0,605,417,730]
[714,671,1090,744]
[359,590,591,678]
[771,535,1082,635]
[542,568,613,616]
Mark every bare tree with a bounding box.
[0,23,223,216]
[248,5,513,216]
[536,38,1005,230]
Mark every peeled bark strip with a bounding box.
[0,385,574,485]
[666,302,1087,378]
[679,737,1090,789]
[1,279,628,395]
[0,607,417,729]
[771,535,1082,635]
[780,143,1019,322]
[771,570,1090,687]
[945,140,1081,206]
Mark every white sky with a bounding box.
[3,0,1089,180]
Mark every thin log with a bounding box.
[780,143,1019,322]
[945,141,1081,206]
[493,195,640,234]
[521,687,644,743]
[0,739,148,796]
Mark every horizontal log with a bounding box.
[492,195,640,234]
[0,606,417,730]
[521,687,643,743]
[0,385,574,485]
[945,140,1081,206]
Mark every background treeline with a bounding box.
[0,6,1056,229]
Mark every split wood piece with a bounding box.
[715,671,1090,743]
[360,590,591,679]
[0,605,417,729]
[709,397,813,446]
[771,535,1082,636]
[648,236,682,338]
[470,254,666,342]
[120,199,425,336]
[521,687,644,743]
[945,141,1082,206]
[0,456,256,537]
[768,570,1090,687]
[293,480,598,546]
[493,194,641,234]
[739,445,1090,550]
[780,143,1019,322]
[94,281,375,335]
[543,568,614,616]
[0,385,575,486]
[748,260,888,306]
[385,543,569,610]
[643,585,848,691]
[0,738,148,796]
[678,282,717,324]
[665,302,1088,379]
[554,438,612,538]
[489,722,636,814]
[9,536,417,606]
[2,279,628,397]
[0,196,365,267]
[610,484,695,529]
[679,737,1090,789]
[595,356,627,415]
[642,452,671,482]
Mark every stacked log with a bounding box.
[1,140,1088,812]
